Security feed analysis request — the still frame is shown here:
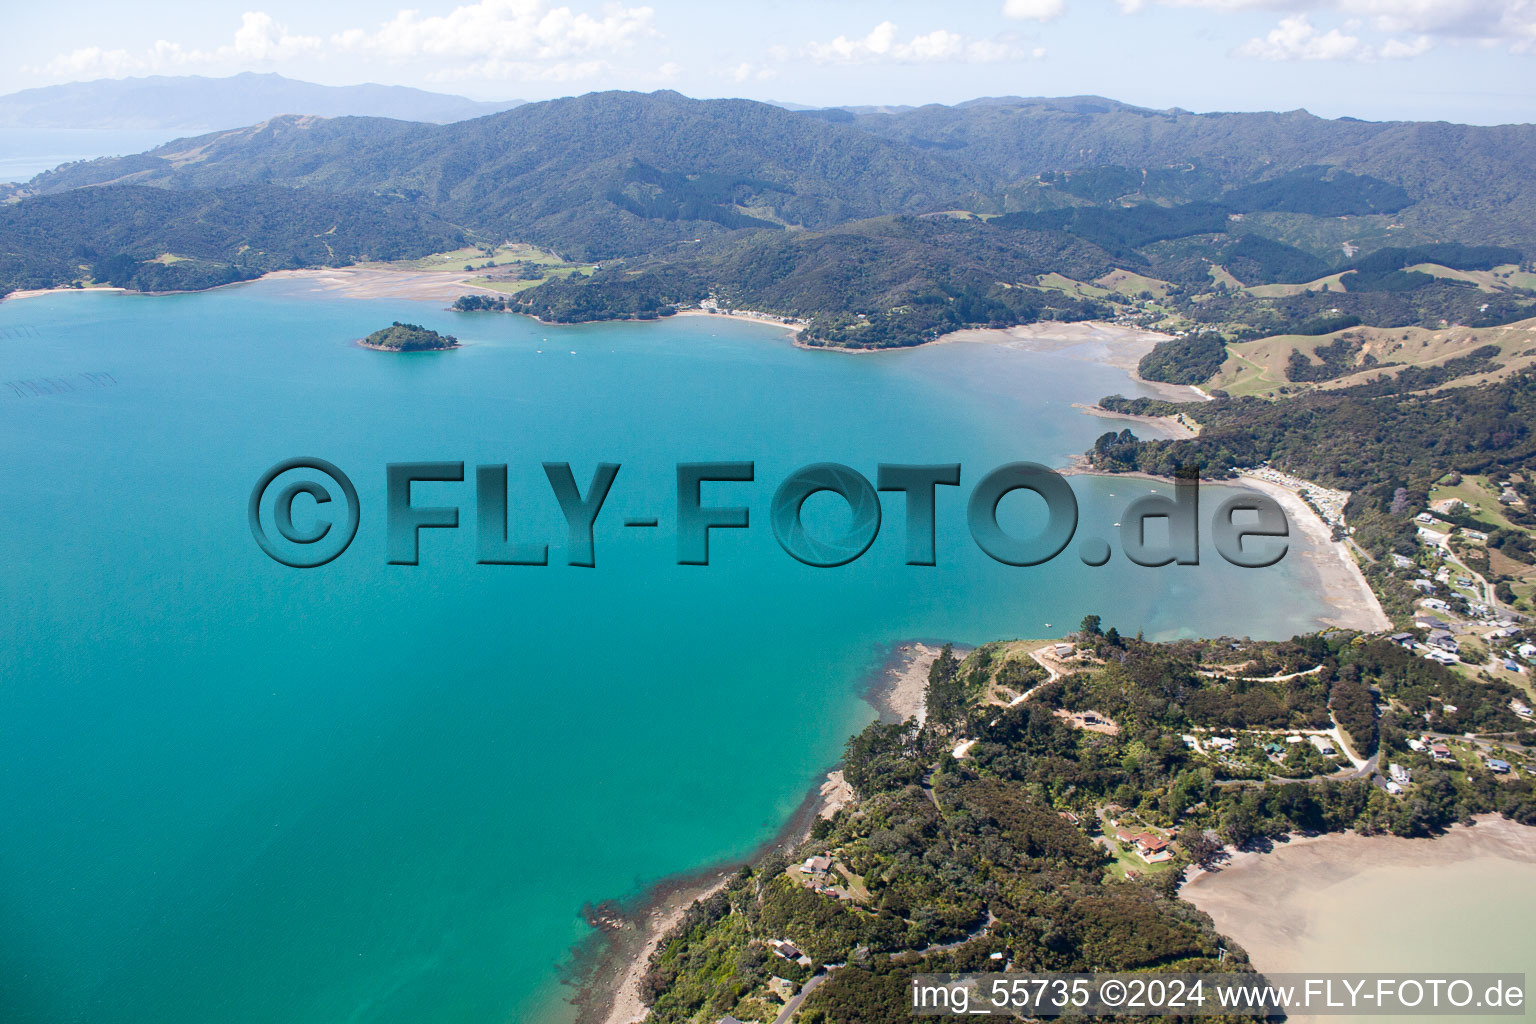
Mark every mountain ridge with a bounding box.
[20,91,998,258]
[4,89,1534,349]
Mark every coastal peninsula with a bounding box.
[591,628,1536,1024]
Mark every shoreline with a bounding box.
[2,284,126,302]
[1073,401,1199,440]
[355,339,462,352]
[0,273,1192,383]
[673,308,804,335]
[929,321,1209,402]
[7,268,1386,633]
[1053,464,1390,633]
[1182,815,1536,974]
[259,266,500,302]
[1234,474,1390,632]
[573,640,941,1024]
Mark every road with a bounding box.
[770,915,996,1024]
[1197,664,1324,683]
[1438,543,1528,623]
[771,973,827,1024]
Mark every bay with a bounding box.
[1,281,1336,1023]
[0,127,189,183]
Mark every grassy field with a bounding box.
[466,264,593,294]
[1092,268,1175,299]
[359,242,583,274]
[1403,262,1536,293]
[1243,272,1349,298]
[1428,475,1517,532]
[1034,270,1190,331]
[1207,264,1243,290]
[1205,316,1536,398]
[1428,473,1536,616]
[1236,263,1536,299]
[1035,272,1112,299]
[355,242,599,293]
[1099,836,1177,880]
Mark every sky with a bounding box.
[3,0,1534,124]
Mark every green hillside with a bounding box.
[21,91,995,259]
[4,90,1536,349]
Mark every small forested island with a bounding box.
[359,321,459,352]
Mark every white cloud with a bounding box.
[34,11,319,78]
[806,21,1030,63]
[1234,14,1367,58]
[1126,0,1536,51]
[32,3,654,84]
[1379,33,1435,57]
[39,46,141,78]
[718,60,778,83]
[1331,0,1534,39]
[231,11,322,61]
[1002,0,1067,21]
[426,58,608,81]
[1234,12,1436,59]
[965,39,1017,61]
[336,0,654,61]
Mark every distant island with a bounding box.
[359,321,458,352]
[0,72,521,130]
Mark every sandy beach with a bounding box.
[255,271,810,334]
[1234,475,1390,632]
[258,266,500,302]
[575,863,736,1024]
[7,271,1379,637]
[579,640,939,1024]
[935,321,1208,402]
[673,309,804,334]
[867,641,940,725]
[1052,467,1391,634]
[2,284,126,302]
[1183,816,1536,977]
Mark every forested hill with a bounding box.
[5,89,1536,347]
[20,91,995,259]
[848,96,1536,246]
[23,90,1536,255]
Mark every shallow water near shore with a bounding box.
[4,281,1341,1024]
[1184,820,1536,1023]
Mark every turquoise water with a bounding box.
[2,282,1332,1024]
